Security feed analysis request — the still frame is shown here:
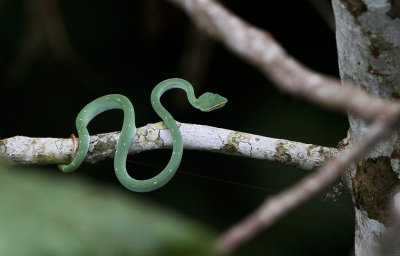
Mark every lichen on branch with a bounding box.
[0,122,336,171]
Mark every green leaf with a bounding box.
[0,164,220,256]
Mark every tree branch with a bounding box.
[216,111,399,252]
[166,0,400,121]
[0,122,336,171]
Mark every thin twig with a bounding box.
[8,0,79,78]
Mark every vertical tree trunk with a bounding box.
[332,0,400,255]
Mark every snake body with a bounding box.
[58,78,227,192]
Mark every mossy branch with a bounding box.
[0,122,336,171]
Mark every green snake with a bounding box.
[58,78,227,192]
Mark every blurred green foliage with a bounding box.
[0,164,218,256]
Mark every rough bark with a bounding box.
[332,0,400,255]
[0,122,335,171]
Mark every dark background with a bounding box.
[0,0,353,255]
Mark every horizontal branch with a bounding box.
[167,0,400,121]
[0,122,336,170]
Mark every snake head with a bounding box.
[197,92,228,112]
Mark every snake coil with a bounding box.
[58,78,227,192]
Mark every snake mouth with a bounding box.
[204,103,226,111]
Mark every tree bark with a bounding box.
[332,0,400,255]
[0,122,335,170]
